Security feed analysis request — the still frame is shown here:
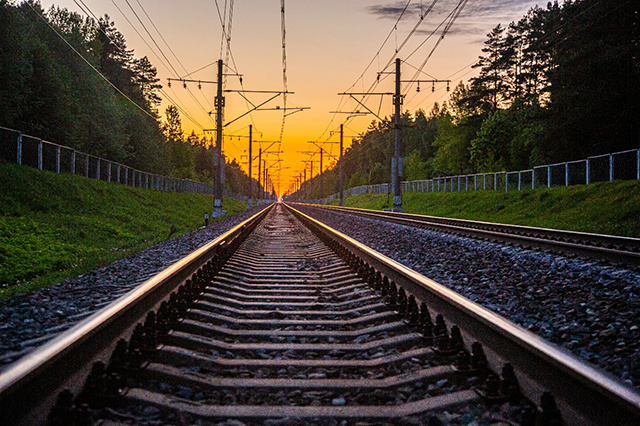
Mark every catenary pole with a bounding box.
[213,59,225,216]
[393,58,403,212]
[339,124,344,206]
[248,125,253,209]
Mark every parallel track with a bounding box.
[0,204,639,425]
[305,204,640,267]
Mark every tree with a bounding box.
[431,112,474,175]
[404,149,428,181]
[97,15,135,96]
[131,56,162,114]
[163,105,194,178]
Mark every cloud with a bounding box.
[368,0,542,38]
[367,2,426,20]
[368,0,540,23]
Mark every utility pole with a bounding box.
[263,159,267,198]
[309,160,314,199]
[169,61,299,214]
[303,168,307,201]
[339,124,344,206]
[392,58,403,212]
[213,59,225,217]
[319,148,323,197]
[258,147,262,203]
[247,125,253,209]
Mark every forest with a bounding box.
[0,0,256,196]
[296,0,640,200]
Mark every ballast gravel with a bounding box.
[297,205,640,389]
[0,207,267,369]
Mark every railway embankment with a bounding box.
[0,162,248,298]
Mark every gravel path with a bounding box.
[0,207,267,369]
[297,205,640,389]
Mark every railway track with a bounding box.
[1,203,639,425]
[305,204,640,268]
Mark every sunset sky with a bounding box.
[40,0,542,195]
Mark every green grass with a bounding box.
[327,180,640,238]
[0,162,247,299]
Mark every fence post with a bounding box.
[96,158,100,180]
[55,146,61,173]
[85,155,89,177]
[483,174,486,190]
[532,169,535,189]
[506,173,509,192]
[565,162,569,186]
[16,132,22,165]
[609,154,614,182]
[107,162,111,182]
[38,139,43,171]
[637,149,640,180]
[518,171,522,191]
[547,165,552,188]
[71,150,76,174]
[124,167,128,185]
[458,176,461,192]
[586,158,590,185]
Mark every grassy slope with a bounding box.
[0,162,246,298]
[327,180,640,238]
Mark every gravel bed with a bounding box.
[0,207,267,369]
[298,205,640,388]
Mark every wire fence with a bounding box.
[0,125,249,200]
[311,148,640,204]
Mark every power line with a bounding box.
[76,0,208,128]
[119,0,216,125]
[122,0,179,76]
[134,0,189,75]
[279,0,288,143]
[210,0,262,138]
[405,0,470,92]
[24,2,156,120]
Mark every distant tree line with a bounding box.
[298,0,639,200]
[0,1,256,196]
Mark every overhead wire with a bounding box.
[104,0,204,125]
[210,0,262,138]
[303,0,470,193]
[313,0,422,147]
[23,1,156,120]
[72,0,208,130]
[120,0,217,126]
[73,0,209,130]
[279,0,288,144]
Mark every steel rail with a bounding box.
[303,204,640,266]
[285,203,640,425]
[0,205,273,425]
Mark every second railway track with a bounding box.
[1,203,639,425]
[306,204,640,268]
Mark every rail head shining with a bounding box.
[285,203,640,426]
[0,205,273,425]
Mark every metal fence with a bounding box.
[1,125,216,194]
[311,147,640,204]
